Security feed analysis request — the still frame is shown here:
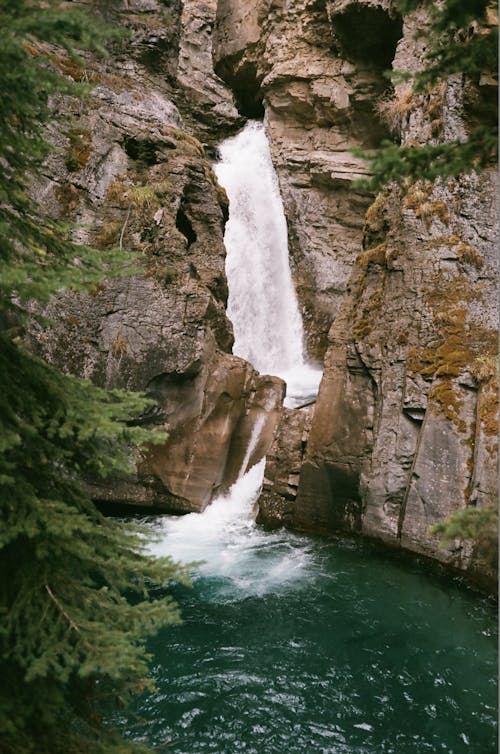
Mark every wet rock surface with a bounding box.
[257,406,313,528]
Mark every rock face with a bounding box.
[296,170,498,573]
[213,0,498,585]
[29,0,284,513]
[257,407,313,528]
[213,0,403,358]
[176,0,244,141]
[28,0,497,585]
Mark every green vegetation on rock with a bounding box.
[431,506,499,574]
[357,0,498,189]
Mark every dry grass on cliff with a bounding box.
[375,88,414,136]
[471,355,499,385]
[64,127,93,172]
[376,83,446,140]
[94,221,122,248]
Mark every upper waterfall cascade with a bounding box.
[214,121,321,408]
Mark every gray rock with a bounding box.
[207,1,499,587]
[29,1,283,512]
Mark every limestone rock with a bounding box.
[214,0,403,358]
[294,169,498,578]
[258,406,313,528]
[176,0,244,142]
[137,357,285,511]
[208,0,499,587]
[29,1,283,512]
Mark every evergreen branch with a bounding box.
[359,0,498,188]
[45,584,81,635]
[0,5,184,751]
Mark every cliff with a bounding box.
[212,0,498,585]
[31,0,498,585]
[29,0,284,513]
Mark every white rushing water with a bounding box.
[214,120,322,408]
[149,460,314,598]
[150,121,324,589]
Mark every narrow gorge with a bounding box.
[3,2,498,753]
[31,0,498,592]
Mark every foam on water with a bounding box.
[148,460,313,598]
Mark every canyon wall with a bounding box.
[213,0,498,583]
[29,0,284,513]
[31,0,498,583]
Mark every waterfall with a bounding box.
[237,413,266,480]
[129,128,497,754]
[214,121,321,408]
[149,149,319,570]
[149,121,324,585]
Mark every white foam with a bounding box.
[149,461,313,597]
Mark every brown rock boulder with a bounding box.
[257,406,313,529]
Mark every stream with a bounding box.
[121,502,497,753]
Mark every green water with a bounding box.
[121,519,497,754]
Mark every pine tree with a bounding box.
[0,3,188,752]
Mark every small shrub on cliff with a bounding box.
[431,506,498,575]
[64,126,93,172]
[0,3,187,753]
[375,88,415,136]
[356,0,498,189]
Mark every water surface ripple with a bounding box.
[121,468,498,754]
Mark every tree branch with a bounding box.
[45,583,81,633]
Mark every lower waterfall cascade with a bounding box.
[119,122,498,754]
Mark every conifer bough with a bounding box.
[0,3,188,752]
[357,0,498,189]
